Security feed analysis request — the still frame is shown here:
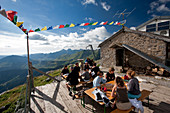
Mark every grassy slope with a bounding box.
[0,69,61,113]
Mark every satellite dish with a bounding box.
[160,30,167,36]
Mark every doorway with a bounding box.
[116,49,124,66]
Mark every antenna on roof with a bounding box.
[113,8,136,27]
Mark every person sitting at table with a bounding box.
[105,67,115,82]
[111,76,132,110]
[127,70,141,99]
[93,71,106,87]
[74,62,80,74]
[91,63,100,78]
[66,66,79,96]
[81,68,90,82]
[84,62,90,70]
[61,65,69,76]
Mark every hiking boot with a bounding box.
[69,92,72,96]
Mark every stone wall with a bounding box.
[100,32,167,68]
[100,39,116,68]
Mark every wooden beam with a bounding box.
[32,66,60,82]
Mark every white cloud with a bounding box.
[148,0,170,15]
[84,17,93,21]
[159,0,170,3]
[100,2,111,11]
[130,27,136,30]
[0,26,111,55]
[81,0,98,6]
[11,0,16,2]
[156,4,170,12]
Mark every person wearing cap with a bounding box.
[93,71,106,87]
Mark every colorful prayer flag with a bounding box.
[29,30,34,33]
[70,23,75,27]
[99,22,104,25]
[103,21,108,25]
[64,24,70,28]
[0,9,7,18]
[59,25,64,28]
[35,28,40,32]
[84,23,89,26]
[47,26,53,30]
[16,22,24,27]
[41,26,47,31]
[89,22,94,25]
[53,25,59,29]
[22,29,27,32]
[19,24,23,29]
[12,15,17,25]
[75,24,80,27]
[109,21,114,25]
[80,23,85,26]
[92,22,98,25]
[6,10,17,21]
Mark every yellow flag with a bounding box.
[109,21,114,25]
[41,26,47,31]
[70,23,75,27]
[16,22,24,27]
[92,22,98,25]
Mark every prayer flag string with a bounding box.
[0,9,126,35]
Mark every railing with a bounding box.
[24,61,60,113]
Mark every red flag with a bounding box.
[22,29,27,32]
[29,30,34,33]
[103,21,108,25]
[84,23,89,26]
[59,25,65,28]
[6,10,17,21]
[117,22,121,25]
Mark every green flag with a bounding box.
[12,15,17,25]
[64,24,70,28]
[89,22,94,25]
[35,28,40,32]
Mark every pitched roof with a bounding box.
[98,26,170,47]
[136,16,170,30]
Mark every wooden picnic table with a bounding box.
[84,81,115,105]
[84,78,140,113]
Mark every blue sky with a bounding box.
[0,0,170,55]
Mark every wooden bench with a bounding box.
[110,89,152,113]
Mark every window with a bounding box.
[146,24,156,32]
[158,21,169,31]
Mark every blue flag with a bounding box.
[47,26,53,30]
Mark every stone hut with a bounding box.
[98,27,170,76]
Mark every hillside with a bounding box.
[0,69,61,113]
[30,49,82,61]
[0,49,100,93]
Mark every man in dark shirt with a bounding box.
[74,63,80,74]
[66,67,79,96]
[61,65,69,76]
[84,62,90,70]
[91,63,100,78]
[105,67,115,82]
